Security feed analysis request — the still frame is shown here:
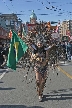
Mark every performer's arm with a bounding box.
[44,46,51,50]
[31,44,37,50]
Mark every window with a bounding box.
[6,20,10,25]
[67,21,69,24]
[10,20,14,25]
[15,22,18,30]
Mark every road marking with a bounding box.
[0,69,9,80]
[57,66,72,79]
[0,72,6,80]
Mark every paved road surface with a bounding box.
[0,62,72,108]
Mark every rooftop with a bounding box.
[0,13,18,19]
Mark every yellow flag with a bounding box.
[13,42,19,57]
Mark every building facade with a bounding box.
[69,20,72,35]
[0,13,21,32]
[59,20,72,37]
[0,26,8,39]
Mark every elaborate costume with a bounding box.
[20,24,60,101]
[28,40,49,101]
[31,43,48,77]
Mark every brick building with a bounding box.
[0,26,8,40]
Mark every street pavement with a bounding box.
[0,62,72,108]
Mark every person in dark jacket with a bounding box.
[70,41,72,58]
[0,42,4,68]
[1,43,9,67]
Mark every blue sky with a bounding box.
[0,0,72,23]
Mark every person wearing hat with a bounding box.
[30,39,49,101]
[0,42,5,68]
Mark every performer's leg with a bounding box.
[40,71,47,96]
[35,72,40,87]
[38,73,43,100]
[35,72,42,93]
[34,66,40,89]
[35,72,43,101]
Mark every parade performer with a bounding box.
[30,39,49,101]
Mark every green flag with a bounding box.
[7,30,28,70]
